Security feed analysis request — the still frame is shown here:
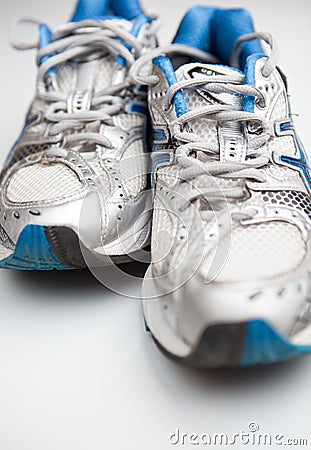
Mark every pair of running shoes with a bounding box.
[1,0,311,368]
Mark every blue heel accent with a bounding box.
[242,320,311,366]
[0,225,71,271]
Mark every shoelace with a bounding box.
[11,18,159,149]
[130,33,279,219]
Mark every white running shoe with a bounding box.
[0,0,158,270]
[131,6,311,367]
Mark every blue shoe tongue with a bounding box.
[72,0,110,22]
[79,15,126,21]
[72,0,144,22]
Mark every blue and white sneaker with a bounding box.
[131,7,311,367]
[0,0,158,270]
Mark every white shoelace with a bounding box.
[11,18,159,149]
[130,33,279,217]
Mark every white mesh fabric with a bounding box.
[267,165,300,181]
[152,193,178,272]
[258,190,311,219]
[270,92,288,121]
[57,63,76,94]
[94,57,116,91]
[157,164,179,185]
[57,56,117,94]
[6,163,83,203]
[6,144,51,171]
[183,91,218,144]
[120,140,147,197]
[268,135,297,158]
[153,194,174,236]
[117,113,145,129]
[215,222,305,282]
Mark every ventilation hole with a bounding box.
[29,210,41,216]
[118,205,122,209]
[13,212,20,219]
[249,292,262,300]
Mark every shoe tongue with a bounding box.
[175,63,244,108]
[174,63,248,164]
[58,18,133,107]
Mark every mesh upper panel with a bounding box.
[57,56,116,94]
[183,90,218,143]
[216,221,305,282]
[270,92,288,121]
[118,113,145,129]
[268,135,296,158]
[57,63,76,94]
[267,165,300,181]
[259,190,311,219]
[6,163,83,203]
[5,144,51,172]
[120,140,147,197]
[94,57,116,91]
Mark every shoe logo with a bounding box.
[188,66,226,106]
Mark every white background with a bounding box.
[0,1,311,449]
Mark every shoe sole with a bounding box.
[147,319,311,368]
[0,225,85,270]
[0,224,146,270]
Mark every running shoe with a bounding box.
[0,0,157,270]
[131,6,311,367]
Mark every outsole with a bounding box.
[0,225,73,270]
[0,224,149,271]
[149,319,311,368]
